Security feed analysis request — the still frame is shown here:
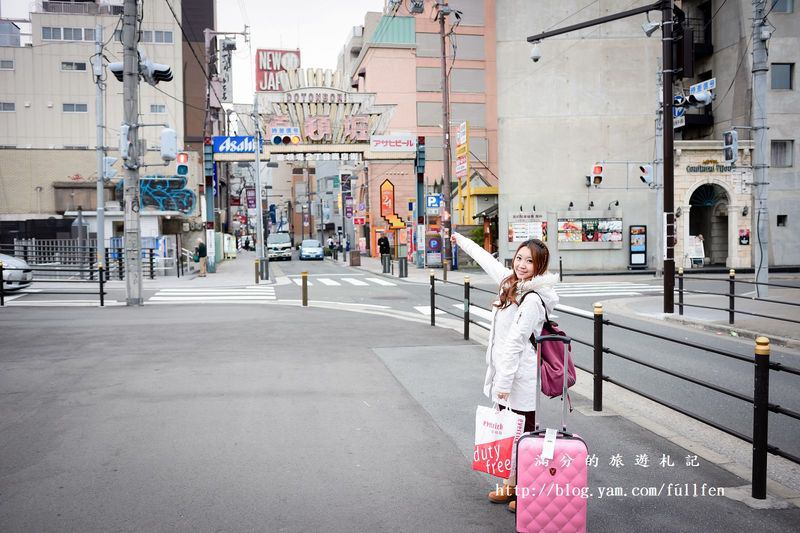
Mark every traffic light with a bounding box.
[203,143,214,178]
[415,136,426,177]
[108,62,123,82]
[140,58,173,86]
[271,127,301,145]
[102,156,118,181]
[591,163,604,186]
[160,128,177,161]
[176,152,189,176]
[723,130,738,164]
[638,164,654,187]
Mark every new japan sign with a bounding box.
[255,49,301,92]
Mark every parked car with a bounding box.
[299,239,324,261]
[0,253,33,291]
[267,232,293,261]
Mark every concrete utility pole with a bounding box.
[751,0,770,297]
[122,0,142,305]
[252,95,267,280]
[438,1,453,264]
[94,24,105,271]
[654,60,664,277]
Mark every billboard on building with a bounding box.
[255,49,301,92]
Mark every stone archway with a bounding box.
[688,183,730,265]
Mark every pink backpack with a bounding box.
[519,291,577,398]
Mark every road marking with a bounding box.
[365,277,396,286]
[451,304,492,328]
[317,278,341,286]
[290,278,313,286]
[149,295,276,301]
[341,277,369,286]
[156,290,274,296]
[5,300,122,306]
[558,292,645,298]
[414,305,444,316]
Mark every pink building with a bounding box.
[340,0,498,258]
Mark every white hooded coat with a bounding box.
[453,233,560,412]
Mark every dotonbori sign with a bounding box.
[212,136,262,154]
[255,49,301,92]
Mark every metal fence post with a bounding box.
[752,336,770,499]
[149,249,155,280]
[464,276,470,340]
[559,256,563,282]
[430,270,435,326]
[678,267,684,315]
[89,245,96,281]
[104,248,111,281]
[729,269,735,325]
[593,303,604,411]
[0,261,4,306]
[99,264,105,307]
[301,271,308,307]
[443,260,448,282]
[255,259,260,284]
[117,249,123,280]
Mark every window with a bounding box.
[154,31,173,43]
[140,30,153,42]
[0,102,15,112]
[63,103,88,113]
[61,61,87,71]
[771,140,794,167]
[63,145,89,150]
[62,28,82,41]
[0,59,13,70]
[42,26,61,40]
[771,0,793,13]
[150,104,166,114]
[777,215,787,227]
[84,28,95,41]
[771,63,793,90]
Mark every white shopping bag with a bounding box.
[472,405,525,479]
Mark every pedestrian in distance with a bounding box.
[450,232,559,513]
[244,236,251,251]
[378,234,391,256]
[327,236,334,252]
[195,238,207,277]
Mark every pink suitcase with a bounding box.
[516,334,588,533]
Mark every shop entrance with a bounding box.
[689,184,729,265]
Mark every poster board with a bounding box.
[629,225,647,268]
[507,212,548,250]
[686,235,705,267]
[557,216,623,249]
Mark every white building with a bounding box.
[0,0,191,241]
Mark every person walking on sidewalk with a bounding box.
[450,232,559,513]
[195,238,207,277]
[378,234,391,256]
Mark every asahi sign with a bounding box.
[255,49,301,92]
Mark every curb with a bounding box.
[664,314,800,351]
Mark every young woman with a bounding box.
[450,232,559,513]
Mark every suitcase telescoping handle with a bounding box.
[534,334,572,433]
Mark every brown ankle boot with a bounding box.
[487,484,515,503]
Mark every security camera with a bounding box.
[530,42,542,63]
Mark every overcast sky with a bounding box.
[1,0,386,103]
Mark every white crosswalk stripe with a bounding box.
[147,286,276,304]
[555,282,662,298]
[365,277,396,286]
[291,278,312,286]
[317,278,341,286]
[341,277,369,286]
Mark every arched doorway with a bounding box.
[689,184,729,265]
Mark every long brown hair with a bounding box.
[495,239,550,309]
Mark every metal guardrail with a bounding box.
[677,268,800,326]
[428,274,800,500]
[0,262,106,307]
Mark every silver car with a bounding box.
[0,253,33,291]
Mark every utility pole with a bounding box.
[122,0,142,305]
[438,2,453,265]
[661,0,675,311]
[751,0,770,297]
[252,94,267,280]
[94,23,106,272]
[654,60,664,277]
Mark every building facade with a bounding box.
[496,0,798,270]
[0,0,201,245]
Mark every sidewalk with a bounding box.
[349,253,495,286]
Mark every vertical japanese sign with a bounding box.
[255,49,301,92]
[219,38,235,103]
[380,180,395,219]
[455,121,470,179]
[245,187,256,209]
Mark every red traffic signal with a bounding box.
[591,163,604,186]
[176,152,189,164]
